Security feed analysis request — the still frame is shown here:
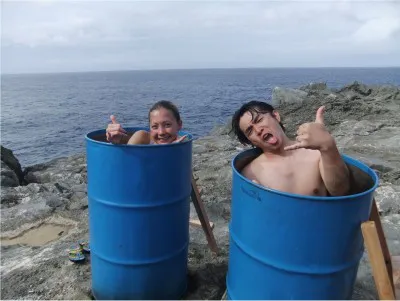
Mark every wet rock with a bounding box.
[1,161,20,187]
[1,145,24,186]
[1,191,20,209]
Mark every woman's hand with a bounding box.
[106,115,128,144]
[174,135,188,143]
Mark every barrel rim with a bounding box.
[232,148,379,201]
[85,126,193,148]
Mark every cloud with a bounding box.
[354,17,400,43]
[1,1,400,73]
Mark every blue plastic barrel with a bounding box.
[85,127,193,300]
[226,148,379,300]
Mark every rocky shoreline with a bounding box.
[1,81,399,300]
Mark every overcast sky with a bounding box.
[2,0,400,74]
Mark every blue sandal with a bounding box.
[79,240,90,253]
[68,245,85,262]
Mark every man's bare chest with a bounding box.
[256,156,324,195]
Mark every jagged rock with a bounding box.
[299,82,328,91]
[1,145,24,186]
[69,197,88,210]
[210,117,234,137]
[375,184,400,215]
[1,161,20,187]
[1,190,20,209]
[338,81,372,96]
[271,87,307,106]
[45,195,67,210]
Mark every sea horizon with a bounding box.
[3,66,400,77]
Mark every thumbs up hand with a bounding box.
[314,105,325,125]
[284,106,335,152]
[106,115,128,144]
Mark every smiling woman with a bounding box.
[85,124,193,299]
[106,100,187,145]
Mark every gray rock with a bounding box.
[210,117,233,136]
[1,192,55,232]
[23,154,86,186]
[1,145,24,186]
[299,82,328,91]
[271,87,307,106]
[1,161,20,187]
[24,170,50,184]
[46,195,67,209]
[70,183,86,193]
[333,120,400,187]
[338,81,372,96]
[1,190,20,209]
[375,184,400,215]
[69,197,88,210]
[69,191,87,203]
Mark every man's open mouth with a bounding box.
[263,133,277,145]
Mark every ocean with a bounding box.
[2,68,400,167]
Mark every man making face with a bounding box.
[231,101,350,197]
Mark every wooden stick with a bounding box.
[392,256,400,298]
[191,174,219,254]
[369,198,394,291]
[189,218,214,230]
[221,289,227,300]
[361,221,395,300]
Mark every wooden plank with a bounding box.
[191,174,219,254]
[369,198,394,291]
[392,255,400,299]
[189,218,214,230]
[361,221,396,300]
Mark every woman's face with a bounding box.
[149,107,182,144]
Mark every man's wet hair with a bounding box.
[231,100,285,145]
[149,100,181,123]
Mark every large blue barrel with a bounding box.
[226,148,379,300]
[85,127,192,300]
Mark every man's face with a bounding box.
[149,108,182,144]
[239,110,284,151]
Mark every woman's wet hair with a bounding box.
[231,100,285,145]
[148,100,181,123]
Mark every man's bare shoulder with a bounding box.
[241,153,264,179]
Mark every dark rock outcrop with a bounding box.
[1,145,24,187]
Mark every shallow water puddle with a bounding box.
[1,223,71,247]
